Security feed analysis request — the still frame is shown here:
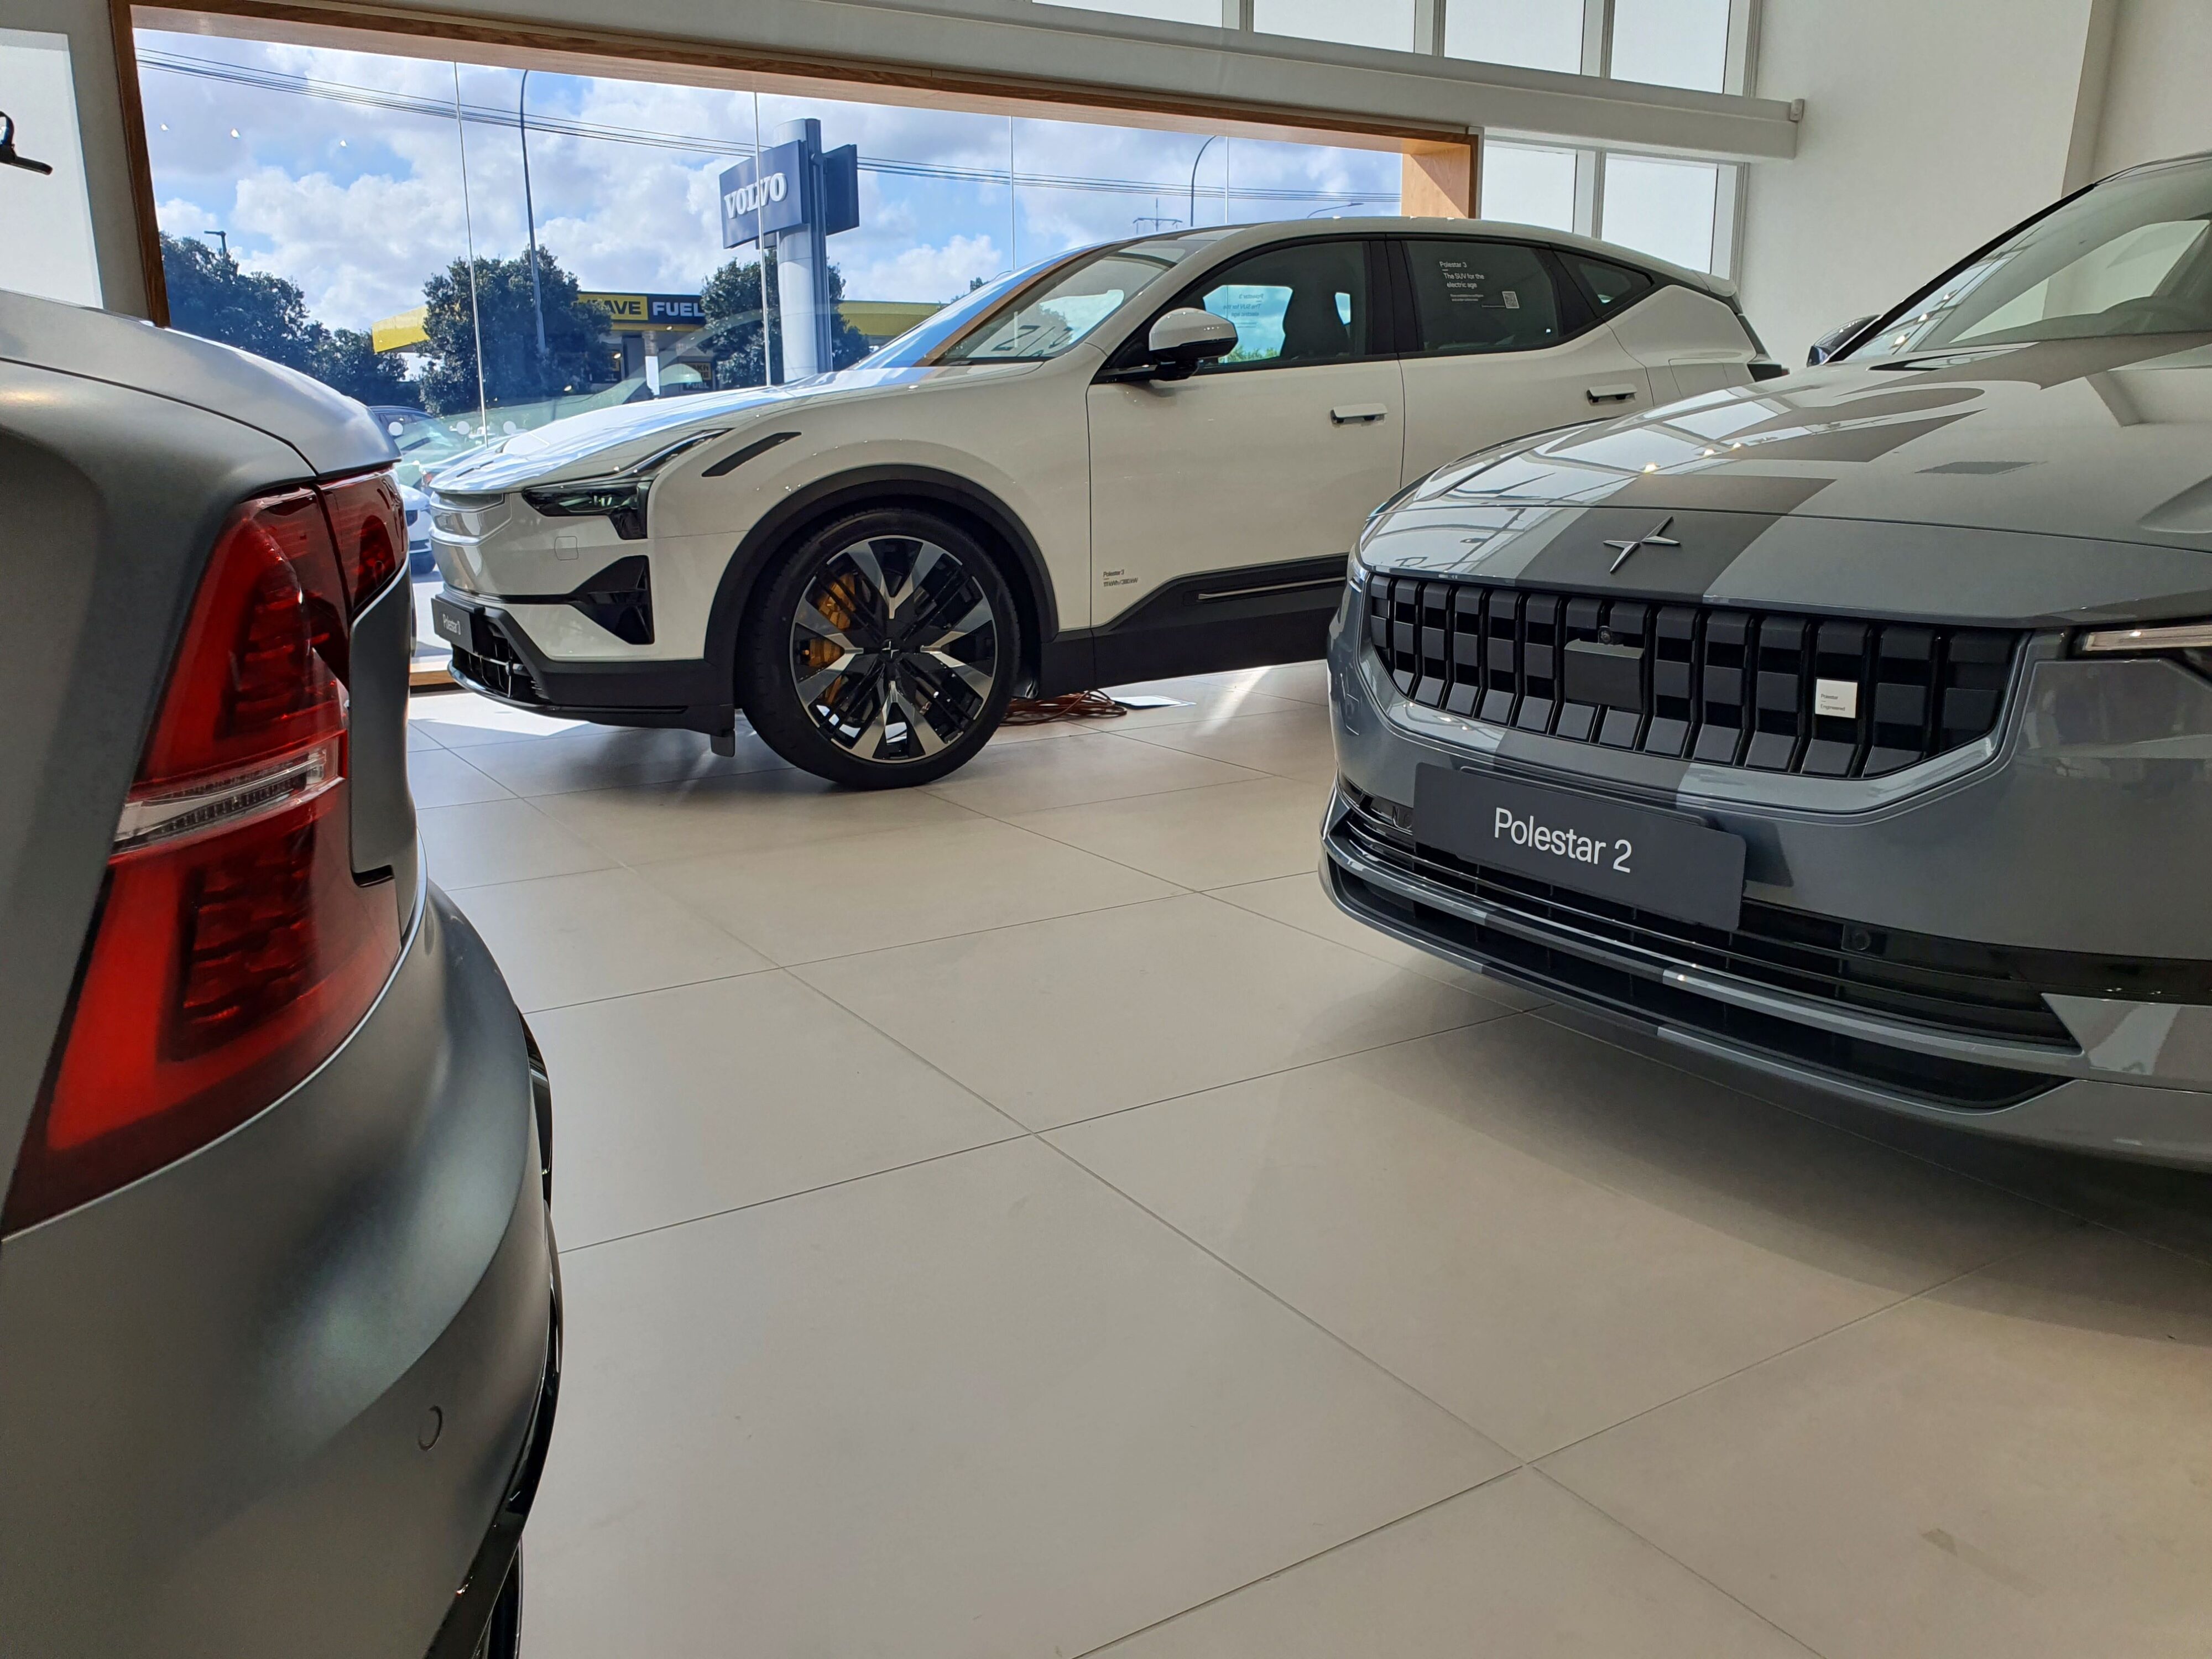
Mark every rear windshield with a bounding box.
[1845,156,2212,358]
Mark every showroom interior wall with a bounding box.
[1739,0,2212,364]
[2094,0,2212,175]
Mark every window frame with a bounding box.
[1096,233,1399,380]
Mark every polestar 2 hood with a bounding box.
[1364,335,2212,629]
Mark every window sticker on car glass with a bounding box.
[1436,257,1514,309]
[1203,283,1295,360]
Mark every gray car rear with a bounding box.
[0,293,555,1655]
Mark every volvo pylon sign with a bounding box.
[718,121,859,382]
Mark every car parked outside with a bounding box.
[423,218,1773,786]
[1,293,558,1656]
[1327,152,2212,1165]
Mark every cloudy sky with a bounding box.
[138,30,1403,333]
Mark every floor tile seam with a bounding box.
[576,797,998,877]
[1112,727,1334,782]
[759,888,1200,972]
[1519,1464,1832,1659]
[973,806,1302,888]
[763,967,1044,1140]
[432,860,619,896]
[414,744,520,801]
[1522,1008,2133,1249]
[551,1129,1036,1258]
[1530,1228,2067,1472]
[1025,1006,1538,1138]
[1031,1131,1525,1452]
[483,760,797,801]
[508,961,782,1018]
[939,766,1284,827]
[1065,1465,1526,1659]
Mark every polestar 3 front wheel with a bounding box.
[739,509,1020,787]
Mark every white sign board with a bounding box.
[0,29,103,307]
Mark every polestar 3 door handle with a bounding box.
[1585,384,1640,404]
[1331,404,1389,424]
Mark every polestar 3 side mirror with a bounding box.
[1807,314,1877,366]
[1145,308,1239,380]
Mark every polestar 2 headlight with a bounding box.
[2076,619,2212,677]
[521,429,727,542]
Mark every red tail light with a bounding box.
[3,473,408,1233]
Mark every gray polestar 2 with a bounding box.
[1327,152,2212,1166]
[1,291,557,1654]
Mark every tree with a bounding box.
[416,248,609,416]
[310,328,413,405]
[700,248,870,387]
[159,232,410,405]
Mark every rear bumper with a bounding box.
[0,881,558,1657]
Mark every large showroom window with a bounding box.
[1479,142,1580,232]
[1445,0,1587,72]
[1607,0,1731,91]
[1251,0,1421,53]
[128,20,1400,669]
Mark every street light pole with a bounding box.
[1187,133,1221,231]
[519,68,547,375]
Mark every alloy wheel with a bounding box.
[789,534,1002,764]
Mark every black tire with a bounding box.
[737,508,1021,788]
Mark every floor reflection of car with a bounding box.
[2,290,559,1656]
[1327,151,2212,1167]
[423,220,1775,786]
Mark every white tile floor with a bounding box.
[409,671,2212,1659]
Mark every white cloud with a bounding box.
[840,235,1005,304]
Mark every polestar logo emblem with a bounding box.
[1603,515,1681,573]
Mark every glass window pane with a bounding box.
[942,243,1183,362]
[1187,238,1371,367]
[1860,161,2212,355]
[1035,0,1223,23]
[1479,142,1579,233]
[0,29,103,305]
[1562,252,1652,310]
[1609,0,1729,92]
[1405,239,1561,356]
[1600,154,1718,273]
[1253,0,1420,53]
[1446,0,1585,74]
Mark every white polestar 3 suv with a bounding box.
[429,218,1774,786]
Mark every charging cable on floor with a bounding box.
[1002,690,1129,726]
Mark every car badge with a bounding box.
[1603,515,1680,573]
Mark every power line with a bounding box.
[137,50,1387,205]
